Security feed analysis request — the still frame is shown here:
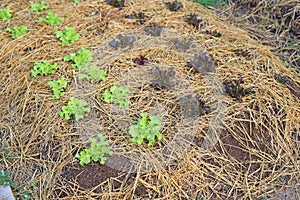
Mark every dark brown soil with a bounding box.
[58,162,149,198]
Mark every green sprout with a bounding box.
[60,97,90,121]
[76,134,112,166]
[39,11,62,26]
[193,0,226,7]
[72,0,80,3]
[78,65,106,83]
[5,25,28,39]
[54,26,80,46]
[47,78,67,98]
[0,7,12,20]
[129,113,162,146]
[102,85,131,108]
[30,1,49,13]
[64,47,92,69]
[0,170,13,186]
[30,61,60,77]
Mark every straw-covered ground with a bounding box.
[0,0,299,199]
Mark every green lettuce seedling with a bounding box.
[0,7,12,20]
[5,25,28,39]
[129,113,162,146]
[102,85,131,108]
[47,78,67,98]
[78,65,106,83]
[64,47,92,69]
[31,61,60,77]
[54,26,80,46]
[60,97,90,121]
[30,1,49,12]
[39,11,62,26]
[76,134,112,166]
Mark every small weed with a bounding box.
[171,37,194,52]
[185,13,202,29]
[105,0,125,8]
[0,170,13,186]
[30,1,49,13]
[0,147,12,162]
[151,67,175,89]
[64,47,92,69]
[193,0,226,7]
[129,113,163,146]
[124,12,146,24]
[165,1,183,12]
[134,55,148,65]
[18,182,35,200]
[39,11,62,26]
[31,61,60,77]
[60,97,90,121]
[47,78,67,98]
[179,94,211,118]
[5,25,28,39]
[109,34,136,49]
[0,7,12,20]
[223,76,254,100]
[144,22,163,37]
[72,0,80,3]
[78,65,106,83]
[205,30,222,37]
[76,134,112,166]
[274,73,289,84]
[102,85,131,108]
[54,26,80,46]
[188,52,215,73]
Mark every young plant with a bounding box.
[78,65,106,83]
[0,170,13,186]
[0,147,12,162]
[64,47,92,69]
[109,34,136,49]
[39,11,62,26]
[76,134,112,166]
[47,78,67,98]
[151,67,175,89]
[124,12,146,24]
[30,1,49,12]
[144,22,163,37]
[185,13,203,29]
[129,113,162,146]
[274,73,289,84]
[60,97,90,121]
[105,0,125,8]
[193,0,226,7]
[72,0,80,3]
[18,182,35,200]
[188,52,216,73]
[5,25,28,39]
[30,61,60,77]
[134,55,148,65]
[0,7,12,20]
[179,94,211,118]
[223,76,254,100]
[54,26,80,46]
[171,37,194,52]
[205,30,222,37]
[102,85,131,108]
[165,1,183,12]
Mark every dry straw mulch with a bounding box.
[0,0,299,199]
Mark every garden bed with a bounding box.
[0,0,299,199]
